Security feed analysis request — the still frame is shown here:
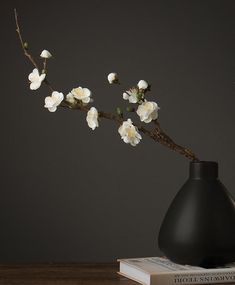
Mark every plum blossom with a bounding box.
[44,91,64,112]
[123,87,140,104]
[118,119,142,146]
[86,107,99,130]
[40,50,52,58]
[71,87,92,104]
[137,80,148,90]
[107,72,118,84]
[136,101,160,123]
[66,92,76,104]
[28,68,46,90]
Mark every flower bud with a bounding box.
[137,80,148,90]
[116,107,123,116]
[40,49,52,59]
[126,106,135,112]
[107,72,119,84]
[23,42,29,49]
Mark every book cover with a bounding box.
[118,257,235,285]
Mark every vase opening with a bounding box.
[189,161,218,180]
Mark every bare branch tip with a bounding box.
[14,8,18,19]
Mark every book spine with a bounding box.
[151,270,235,285]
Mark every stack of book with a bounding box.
[118,257,235,285]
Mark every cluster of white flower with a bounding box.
[107,73,160,146]
[27,50,94,112]
[27,61,160,147]
[28,50,52,90]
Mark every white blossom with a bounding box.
[66,92,76,104]
[123,92,129,100]
[28,68,46,90]
[137,80,148,90]
[122,87,139,104]
[118,119,142,146]
[107,72,118,84]
[86,107,99,130]
[44,91,64,112]
[71,87,92,104]
[40,50,52,58]
[136,101,160,123]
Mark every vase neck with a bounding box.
[189,161,218,179]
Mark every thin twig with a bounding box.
[14,9,54,92]
[43,58,47,72]
[14,9,39,69]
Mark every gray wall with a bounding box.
[1,0,235,262]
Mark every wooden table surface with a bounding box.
[0,263,138,285]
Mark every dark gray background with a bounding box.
[1,0,235,262]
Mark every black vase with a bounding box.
[158,161,235,268]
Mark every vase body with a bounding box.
[158,161,235,268]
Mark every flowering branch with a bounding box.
[14,9,54,92]
[62,101,198,161]
[14,9,199,161]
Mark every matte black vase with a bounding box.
[158,161,235,268]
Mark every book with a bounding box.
[118,257,235,285]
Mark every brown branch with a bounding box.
[152,120,199,161]
[61,102,199,161]
[43,58,47,73]
[43,58,46,71]
[15,9,199,161]
[14,9,38,69]
[14,9,54,92]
